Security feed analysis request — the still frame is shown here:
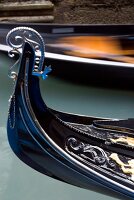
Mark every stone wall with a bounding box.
[54,0,134,23]
[0,0,134,23]
[0,0,54,22]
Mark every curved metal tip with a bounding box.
[6,26,46,78]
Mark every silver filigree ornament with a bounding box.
[6,27,52,129]
[66,137,115,167]
[6,26,48,79]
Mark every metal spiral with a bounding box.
[6,26,45,78]
[66,137,116,167]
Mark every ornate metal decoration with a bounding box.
[6,26,51,79]
[66,137,115,167]
[110,153,134,182]
[110,136,134,147]
[66,137,134,182]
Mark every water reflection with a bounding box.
[0,127,12,197]
[40,76,134,119]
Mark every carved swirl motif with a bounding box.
[66,137,115,167]
[6,27,45,78]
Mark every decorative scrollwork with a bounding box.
[6,26,45,78]
[66,137,115,167]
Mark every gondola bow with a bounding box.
[6,27,134,199]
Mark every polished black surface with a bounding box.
[6,35,134,199]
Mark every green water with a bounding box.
[0,52,133,200]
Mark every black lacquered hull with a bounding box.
[7,35,134,199]
[7,120,133,200]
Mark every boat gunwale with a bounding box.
[16,42,134,197]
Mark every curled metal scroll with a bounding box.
[6,26,45,78]
[66,137,115,167]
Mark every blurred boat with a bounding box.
[1,23,134,87]
[7,27,134,199]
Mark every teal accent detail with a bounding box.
[42,65,52,80]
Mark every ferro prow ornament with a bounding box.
[6,27,134,199]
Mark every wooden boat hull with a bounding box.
[7,115,131,200]
[6,27,134,199]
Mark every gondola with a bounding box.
[1,23,134,87]
[6,27,134,199]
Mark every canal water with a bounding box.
[0,52,134,200]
